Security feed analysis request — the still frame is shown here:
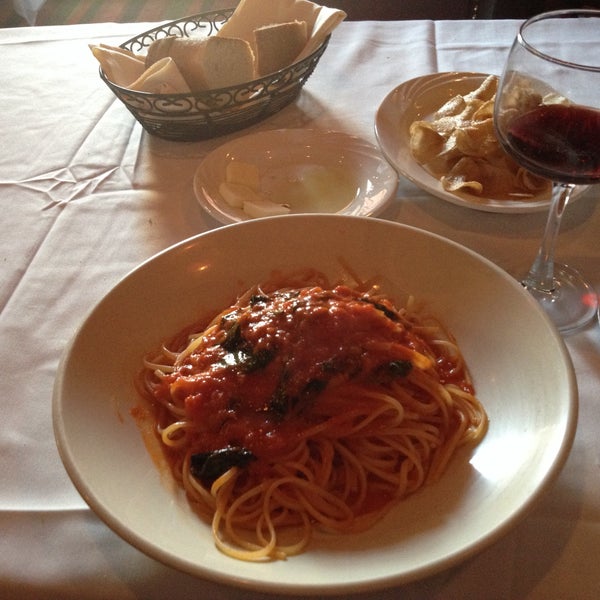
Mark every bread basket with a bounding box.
[100,9,330,142]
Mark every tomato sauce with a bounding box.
[156,286,443,458]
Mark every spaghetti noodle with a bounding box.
[137,270,487,561]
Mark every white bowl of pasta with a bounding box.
[53,214,577,594]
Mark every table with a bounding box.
[1,18,599,600]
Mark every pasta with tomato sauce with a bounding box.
[137,269,487,561]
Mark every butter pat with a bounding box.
[219,182,261,208]
[225,160,261,191]
[221,160,290,218]
[243,196,290,218]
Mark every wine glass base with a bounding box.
[522,263,598,335]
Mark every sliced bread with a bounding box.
[145,37,207,92]
[145,36,255,92]
[254,20,308,77]
[200,36,256,89]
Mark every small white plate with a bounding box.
[194,129,398,223]
[53,215,577,595]
[375,72,586,213]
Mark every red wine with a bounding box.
[506,103,600,185]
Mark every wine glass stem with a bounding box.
[523,183,575,293]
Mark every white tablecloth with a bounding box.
[1,18,599,600]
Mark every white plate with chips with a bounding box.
[375,72,586,213]
[194,128,398,224]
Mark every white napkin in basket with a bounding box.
[89,44,145,88]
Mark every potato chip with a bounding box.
[409,122,445,163]
[409,75,551,200]
[442,157,485,194]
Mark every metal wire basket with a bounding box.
[100,9,330,142]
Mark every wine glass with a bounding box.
[494,9,600,334]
